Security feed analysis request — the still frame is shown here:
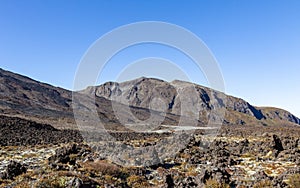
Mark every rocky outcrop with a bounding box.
[273,134,284,154]
[260,107,300,124]
[0,161,27,180]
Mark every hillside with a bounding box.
[0,68,299,129]
[92,77,300,127]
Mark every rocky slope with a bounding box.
[0,68,75,128]
[0,68,178,130]
[92,77,300,126]
[0,68,299,129]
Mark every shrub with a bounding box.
[14,181,32,188]
[126,175,150,188]
[253,180,273,188]
[82,160,123,177]
[288,174,300,188]
[205,178,230,188]
[34,175,67,188]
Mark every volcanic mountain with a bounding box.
[0,68,299,130]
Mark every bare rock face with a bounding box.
[261,107,300,124]
[95,78,179,113]
[92,77,300,126]
[227,97,265,120]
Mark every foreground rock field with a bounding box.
[0,117,300,188]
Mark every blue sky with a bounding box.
[0,0,299,117]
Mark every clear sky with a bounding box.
[0,0,299,117]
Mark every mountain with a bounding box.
[92,77,300,127]
[0,68,299,130]
[0,68,74,128]
[0,68,178,130]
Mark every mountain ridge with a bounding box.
[0,68,299,129]
[92,77,300,126]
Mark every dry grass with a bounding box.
[204,178,230,188]
[13,181,33,188]
[253,180,273,188]
[287,174,300,188]
[126,175,150,188]
[34,175,67,188]
[81,160,127,178]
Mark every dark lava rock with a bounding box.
[48,143,91,166]
[273,134,284,157]
[165,174,175,188]
[0,115,83,146]
[200,167,231,184]
[273,135,284,151]
[238,139,250,154]
[0,161,27,180]
[175,176,199,187]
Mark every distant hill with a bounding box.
[0,68,299,130]
[0,68,177,130]
[92,77,300,127]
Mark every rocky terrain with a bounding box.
[0,68,300,187]
[0,118,300,187]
